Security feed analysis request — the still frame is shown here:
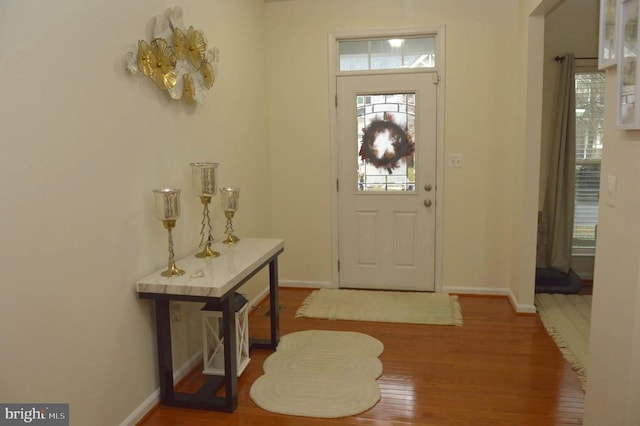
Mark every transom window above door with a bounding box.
[338,36,436,72]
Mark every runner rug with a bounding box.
[535,293,592,389]
[295,288,463,326]
[250,330,383,418]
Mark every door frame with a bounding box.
[328,26,446,291]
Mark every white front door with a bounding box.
[337,73,437,291]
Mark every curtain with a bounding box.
[542,53,576,273]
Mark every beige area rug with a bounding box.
[295,288,463,326]
[535,293,592,389]
[250,330,383,418]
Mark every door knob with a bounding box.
[424,199,432,207]
[424,184,432,191]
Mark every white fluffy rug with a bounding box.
[296,288,463,326]
[250,330,383,418]
[535,293,592,388]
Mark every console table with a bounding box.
[137,238,284,412]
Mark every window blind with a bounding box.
[573,72,605,253]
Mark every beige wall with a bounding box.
[266,0,522,291]
[584,67,640,425]
[507,1,546,307]
[0,0,270,424]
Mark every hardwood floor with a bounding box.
[138,289,584,425]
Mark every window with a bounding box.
[573,71,605,254]
[338,36,436,72]
[356,93,416,192]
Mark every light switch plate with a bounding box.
[607,175,616,207]
[449,154,462,168]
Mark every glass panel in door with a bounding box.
[356,93,416,192]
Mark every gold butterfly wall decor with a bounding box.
[126,6,219,105]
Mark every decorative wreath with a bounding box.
[359,113,414,174]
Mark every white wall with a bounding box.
[265,0,522,292]
[0,0,271,424]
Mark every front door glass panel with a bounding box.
[356,92,416,192]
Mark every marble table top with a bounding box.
[136,238,284,298]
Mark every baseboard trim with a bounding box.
[279,280,334,289]
[276,282,539,313]
[507,290,537,314]
[443,286,537,314]
[119,350,203,426]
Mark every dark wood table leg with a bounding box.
[154,300,175,403]
[150,297,237,411]
[268,257,280,347]
[250,257,280,350]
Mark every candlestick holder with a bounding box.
[220,187,240,244]
[191,162,220,258]
[153,188,185,277]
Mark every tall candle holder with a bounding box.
[190,162,220,258]
[153,188,185,277]
[220,187,240,244]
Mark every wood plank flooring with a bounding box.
[138,288,584,425]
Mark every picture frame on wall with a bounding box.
[617,0,640,128]
[599,0,618,69]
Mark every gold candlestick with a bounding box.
[220,187,240,244]
[191,162,220,258]
[153,189,185,277]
